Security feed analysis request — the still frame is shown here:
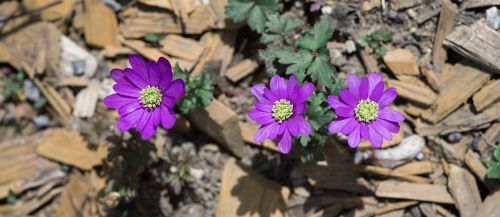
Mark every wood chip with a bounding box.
[73,79,100,118]
[448,165,482,217]
[56,172,90,217]
[390,0,422,10]
[473,79,500,112]
[432,0,456,73]
[36,128,107,170]
[34,79,73,128]
[160,35,204,61]
[239,122,278,152]
[444,19,500,74]
[476,190,500,217]
[476,122,500,156]
[187,99,247,157]
[417,8,440,25]
[138,0,172,10]
[464,150,490,188]
[375,180,454,204]
[216,158,286,217]
[225,59,259,82]
[23,0,76,21]
[465,0,500,9]
[358,129,403,149]
[387,79,436,106]
[299,163,372,194]
[393,161,435,175]
[376,201,418,215]
[83,0,120,48]
[420,66,440,91]
[383,48,420,75]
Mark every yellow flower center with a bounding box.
[272,99,293,122]
[139,86,162,108]
[354,99,379,122]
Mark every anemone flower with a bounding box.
[327,72,405,148]
[248,75,314,154]
[103,54,185,140]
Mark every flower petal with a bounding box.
[368,125,383,148]
[128,54,149,81]
[328,117,350,134]
[347,73,360,98]
[287,75,299,101]
[157,57,173,91]
[347,124,361,148]
[359,77,369,100]
[378,119,400,133]
[264,89,279,102]
[103,94,136,109]
[284,118,299,137]
[136,109,152,132]
[369,82,384,102]
[372,120,392,141]
[164,79,185,100]
[378,87,397,108]
[113,83,141,97]
[160,104,176,129]
[367,72,383,96]
[124,68,148,89]
[270,75,287,99]
[335,106,355,117]
[248,109,274,125]
[110,69,127,83]
[140,120,156,140]
[147,60,161,87]
[254,122,279,143]
[117,109,143,132]
[297,83,314,102]
[118,100,141,116]
[378,108,405,122]
[360,123,369,140]
[251,84,270,103]
[293,102,306,114]
[339,89,358,107]
[341,118,359,135]
[327,95,348,109]
[294,115,312,136]
[278,130,292,154]
[161,96,176,108]
[255,102,273,112]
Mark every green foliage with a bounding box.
[297,92,334,162]
[6,189,16,205]
[144,33,166,43]
[2,71,24,98]
[260,14,304,44]
[486,143,500,179]
[358,30,393,57]
[173,64,214,114]
[225,0,279,33]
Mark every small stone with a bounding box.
[33,115,50,128]
[101,0,122,12]
[388,10,405,23]
[72,59,86,76]
[354,150,364,164]
[446,132,463,143]
[486,7,500,30]
[321,5,333,14]
[23,79,41,101]
[189,167,204,180]
[293,186,310,198]
[416,152,425,160]
[345,40,356,53]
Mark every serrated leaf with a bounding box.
[248,6,266,33]
[487,162,500,179]
[297,35,316,50]
[276,49,313,75]
[494,144,500,161]
[284,18,304,32]
[312,19,332,48]
[260,33,283,44]
[308,55,334,86]
[225,0,254,22]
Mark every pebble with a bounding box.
[101,0,122,12]
[23,79,41,102]
[33,115,50,128]
[416,152,425,160]
[321,5,333,15]
[446,132,463,143]
[388,10,405,23]
[345,40,357,53]
[189,167,204,180]
[486,7,500,30]
[71,59,86,76]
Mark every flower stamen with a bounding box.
[139,86,162,108]
[355,99,379,122]
[272,99,293,123]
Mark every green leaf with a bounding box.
[308,55,334,86]
[248,6,266,33]
[382,31,393,42]
[275,48,313,75]
[173,63,189,81]
[225,0,254,22]
[297,35,316,50]
[487,162,500,179]
[7,190,16,205]
[312,19,332,48]
[494,144,500,161]
[144,33,166,42]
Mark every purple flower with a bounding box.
[103,54,185,140]
[327,72,405,148]
[248,75,314,154]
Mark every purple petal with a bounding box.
[128,54,149,81]
[278,130,292,154]
[113,83,141,98]
[367,72,383,96]
[327,95,348,109]
[160,104,176,129]
[254,122,280,143]
[148,60,161,86]
[372,120,392,141]
[369,82,384,102]
[136,109,152,132]
[255,102,273,112]
[248,109,274,125]
[368,125,383,148]
[161,96,176,108]
[293,102,306,114]
[157,57,173,91]
[264,89,279,102]
[140,121,156,140]
[378,108,405,122]
[328,117,350,134]
[251,84,270,103]
[297,83,314,102]
[340,118,359,135]
[118,101,141,116]
[270,75,287,99]
[111,69,126,83]
[347,124,361,148]
[124,68,148,89]
[287,75,299,101]
[378,119,400,133]
[335,106,355,117]
[103,94,136,109]
[284,118,299,137]
[359,78,369,100]
[164,79,185,100]
[339,89,358,107]
[117,109,143,131]
[347,73,360,99]
[293,115,312,135]
[360,123,369,140]
[378,87,397,108]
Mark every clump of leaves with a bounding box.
[6,189,16,205]
[297,92,335,162]
[225,0,279,33]
[2,71,24,98]
[358,30,393,57]
[485,143,500,179]
[162,145,199,194]
[173,64,213,114]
